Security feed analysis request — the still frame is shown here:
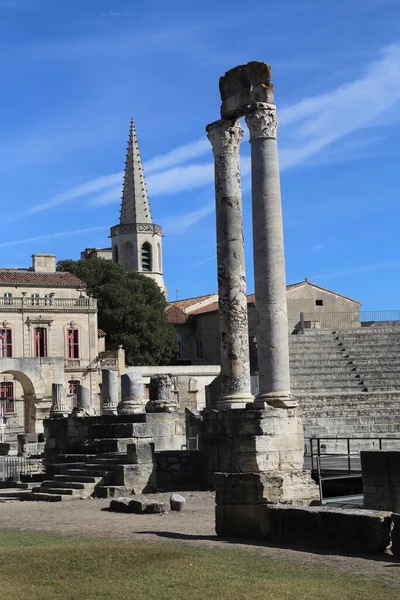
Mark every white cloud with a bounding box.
[163,202,215,235]
[144,138,210,174]
[0,226,109,248]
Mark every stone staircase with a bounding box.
[21,434,156,502]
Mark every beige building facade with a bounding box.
[167,281,361,366]
[0,254,100,437]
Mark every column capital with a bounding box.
[206,119,244,156]
[245,102,277,140]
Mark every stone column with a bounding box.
[245,101,295,409]
[145,374,179,413]
[206,119,253,409]
[72,384,94,416]
[118,372,145,415]
[101,369,119,415]
[50,383,70,417]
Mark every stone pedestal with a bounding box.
[118,372,145,415]
[50,383,70,417]
[101,369,119,415]
[145,374,179,413]
[206,119,253,409]
[202,408,318,537]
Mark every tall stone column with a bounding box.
[245,101,295,409]
[118,372,145,415]
[206,119,253,409]
[101,369,119,415]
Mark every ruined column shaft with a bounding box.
[50,383,70,416]
[206,119,253,408]
[245,103,294,407]
[101,369,119,415]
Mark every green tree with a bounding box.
[57,258,177,366]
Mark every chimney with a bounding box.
[32,254,56,273]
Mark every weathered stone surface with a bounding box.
[118,372,145,415]
[170,493,186,512]
[267,506,392,554]
[127,441,155,465]
[206,119,253,409]
[109,497,168,514]
[219,62,274,119]
[214,472,318,506]
[146,374,179,413]
[245,99,294,409]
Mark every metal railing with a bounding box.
[0,456,42,483]
[289,310,400,332]
[306,436,400,502]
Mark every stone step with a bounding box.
[40,480,86,490]
[53,464,112,476]
[90,422,150,439]
[54,474,101,484]
[31,486,82,496]
[56,453,127,465]
[20,492,63,502]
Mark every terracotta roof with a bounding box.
[190,302,219,315]
[98,329,106,337]
[168,294,216,311]
[0,270,86,287]
[286,281,361,305]
[166,305,189,324]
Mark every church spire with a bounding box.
[119,118,152,225]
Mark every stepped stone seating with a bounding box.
[289,328,400,444]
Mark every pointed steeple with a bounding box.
[119,118,152,225]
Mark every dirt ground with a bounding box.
[0,489,399,588]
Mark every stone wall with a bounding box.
[155,450,209,491]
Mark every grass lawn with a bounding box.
[0,529,397,600]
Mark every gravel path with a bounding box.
[0,489,399,587]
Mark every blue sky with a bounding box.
[0,0,400,310]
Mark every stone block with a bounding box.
[268,506,391,554]
[109,497,168,514]
[127,441,155,465]
[170,493,186,512]
[113,464,156,494]
[214,472,318,506]
[216,503,270,538]
[219,62,274,119]
[392,513,400,556]
[363,485,400,513]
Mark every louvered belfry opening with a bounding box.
[141,243,152,272]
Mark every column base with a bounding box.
[215,392,254,410]
[247,392,297,409]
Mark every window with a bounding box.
[0,329,12,357]
[195,341,204,359]
[145,384,150,400]
[0,381,14,414]
[31,293,40,306]
[141,242,152,272]
[68,380,79,408]
[67,329,79,359]
[113,245,119,263]
[315,299,324,307]
[3,292,12,306]
[177,333,183,359]
[34,327,47,357]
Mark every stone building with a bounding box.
[0,254,100,437]
[166,281,361,365]
[81,119,167,296]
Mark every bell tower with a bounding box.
[110,119,166,296]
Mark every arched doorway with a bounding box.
[0,363,47,436]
